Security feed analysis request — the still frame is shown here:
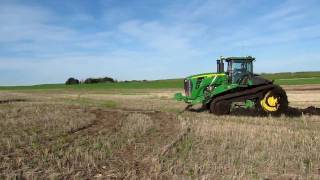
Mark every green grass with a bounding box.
[260,72,320,85]
[260,71,320,80]
[1,72,320,91]
[274,77,320,85]
[0,79,183,91]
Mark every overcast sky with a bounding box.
[0,0,320,85]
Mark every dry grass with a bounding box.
[1,86,320,179]
[0,103,98,178]
[167,114,320,179]
[122,113,154,136]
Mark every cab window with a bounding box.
[230,61,253,84]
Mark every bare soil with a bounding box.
[0,99,26,104]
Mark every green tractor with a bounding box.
[174,56,288,116]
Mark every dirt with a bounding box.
[285,106,320,116]
[0,99,26,104]
[187,106,320,117]
[286,88,320,91]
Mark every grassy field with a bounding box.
[0,79,182,91]
[274,77,320,85]
[261,71,320,80]
[262,71,320,85]
[0,72,320,91]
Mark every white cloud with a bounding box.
[0,0,320,85]
[119,21,190,51]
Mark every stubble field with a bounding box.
[1,85,320,179]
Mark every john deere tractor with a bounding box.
[174,56,288,116]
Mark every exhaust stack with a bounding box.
[216,59,224,73]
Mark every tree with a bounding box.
[65,77,80,85]
[84,77,115,84]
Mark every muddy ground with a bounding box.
[1,85,320,179]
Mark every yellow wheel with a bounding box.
[259,86,288,116]
[260,92,280,112]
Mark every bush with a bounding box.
[102,77,115,83]
[65,77,80,85]
[84,77,115,84]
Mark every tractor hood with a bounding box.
[175,72,227,104]
[186,72,226,80]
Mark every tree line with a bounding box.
[65,77,116,85]
[66,77,149,85]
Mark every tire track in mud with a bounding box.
[188,106,320,117]
[102,109,182,178]
[0,99,27,104]
[2,106,167,179]
[230,106,320,117]
[40,107,169,149]
[77,107,185,178]
[48,106,183,178]
[24,107,128,154]
[286,106,320,116]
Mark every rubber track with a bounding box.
[211,84,276,104]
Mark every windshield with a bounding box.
[233,61,252,72]
[229,61,253,84]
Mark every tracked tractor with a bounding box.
[174,56,288,116]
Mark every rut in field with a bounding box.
[231,106,320,117]
[187,106,320,117]
[0,99,27,104]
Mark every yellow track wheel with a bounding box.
[260,91,280,112]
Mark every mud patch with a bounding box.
[0,99,27,104]
[67,120,97,134]
[287,106,320,116]
[287,87,320,91]
[187,106,320,117]
[231,106,320,117]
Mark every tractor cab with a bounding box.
[217,56,255,85]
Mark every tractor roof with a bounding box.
[222,56,255,62]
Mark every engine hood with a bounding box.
[186,72,226,80]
